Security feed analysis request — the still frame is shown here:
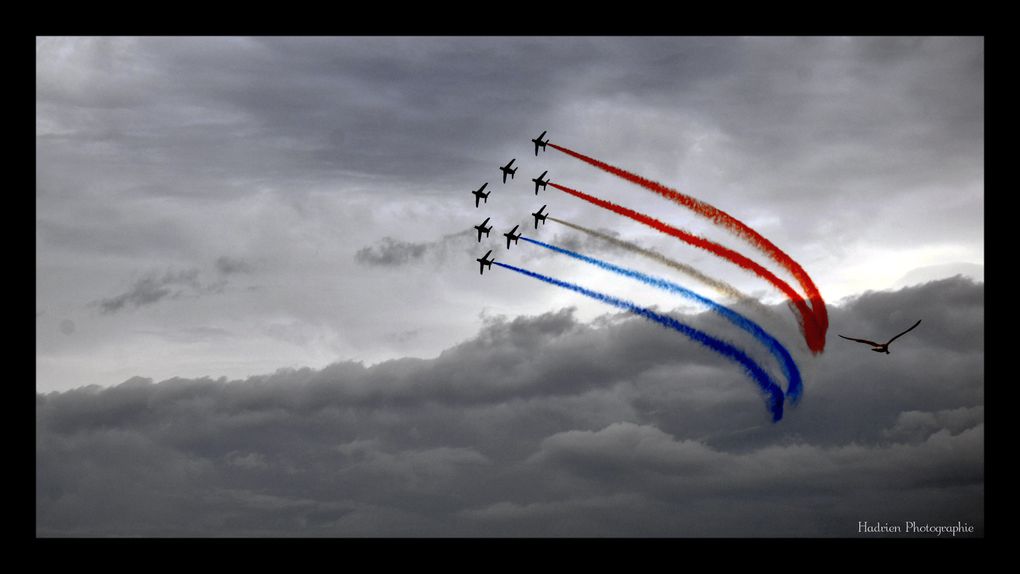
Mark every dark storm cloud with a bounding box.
[37,37,625,194]
[49,37,981,195]
[95,268,226,314]
[38,277,982,536]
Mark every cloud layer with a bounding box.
[37,277,983,536]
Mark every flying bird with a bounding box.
[839,319,921,354]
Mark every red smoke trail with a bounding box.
[549,143,828,339]
[550,182,826,354]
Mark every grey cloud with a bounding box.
[354,224,624,269]
[354,237,429,267]
[96,269,201,314]
[895,263,984,288]
[520,419,982,536]
[48,36,966,196]
[550,227,626,257]
[354,230,474,267]
[95,268,228,314]
[38,277,982,536]
[882,406,984,444]
[36,37,597,194]
[215,256,255,275]
[59,319,76,336]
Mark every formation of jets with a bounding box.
[474,217,492,242]
[473,131,550,275]
[532,170,549,195]
[472,132,921,363]
[500,159,517,184]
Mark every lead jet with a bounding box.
[472,182,490,208]
[474,217,493,242]
[532,130,549,156]
[476,250,494,275]
[532,170,549,195]
[532,205,548,229]
[500,159,517,184]
[504,224,521,249]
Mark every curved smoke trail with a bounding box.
[548,216,779,323]
[494,261,785,421]
[549,181,825,354]
[521,236,802,403]
[549,142,828,340]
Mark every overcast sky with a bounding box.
[36,36,983,537]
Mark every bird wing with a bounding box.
[886,319,922,345]
[839,334,883,346]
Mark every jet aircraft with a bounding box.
[472,183,490,208]
[504,224,521,249]
[532,130,549,156]
[476,250,494,275]
[532,205,548,229]
[532,170,549,195]
[500,159,517,184]
[474,217,492,242]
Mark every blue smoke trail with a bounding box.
[494,261,785,422]
[521,236,803,404]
